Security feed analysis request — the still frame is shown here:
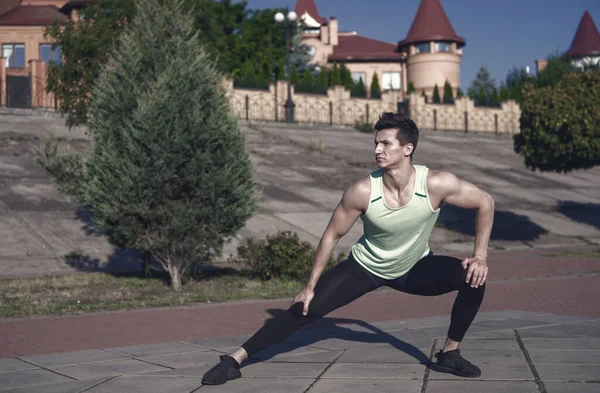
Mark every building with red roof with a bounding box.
[536,10,600,73]
[0,1,88,72]
[297,0,465,98]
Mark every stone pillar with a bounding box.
[401,62,408,96]
[29,60,38,108]
[0,57,5,107]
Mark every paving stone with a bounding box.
[428,363,533,380]
[535,364,600,382]
[434,338,520,350]
[426,380,539,393]
[250,342,331,361]
[184,335,251,350]
[20,349,125,367]
[139,349,225,369]
[544,381,600,393]
[0,377,110,393]
[321,363,424,380]
[468,318,553,334]
[51,358,169,379]
[470,329,517,339]
[262,350,342,363]
[191,377,313,393]
[238,362,328,378]
[528,350,600,364]
[104,342,203,358]
[522,337,600,350]
[309,379,422,393]
[517,320,600,338]
[435,349,528,366]
[0,369,73,390]
[81,375,203,393]
[0,359,38,373]
[337,344,430,364]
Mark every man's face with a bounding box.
[374,128,412,168]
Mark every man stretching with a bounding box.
[202,112,494,385]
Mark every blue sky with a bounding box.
[244,0,600,90]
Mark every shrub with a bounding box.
[354,116,374,133]
[432,84,441,103]
[233,231,344,281]
[514,69,600,172]
[370,73,382,99]
[442,80,454,104]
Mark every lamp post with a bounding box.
[274,9,297,122]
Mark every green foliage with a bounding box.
[489,87,500,107]
[296,69,315,93]
[535,55,576,88]
[499,83,509,101]
[432,84,441,103]
[351,78,367,98]
[276,60,285,81]
[407,81,416,94]
[44,0,137,128]
[370,73,382,99]
[514,69,600,172]
[442,80,454,104]
[234,60,269,90]
[476,86,488,106]
[456,87,464,98]
[421,89,427,102]
[37,140,87,204]
[290,64,300,86]
[317,68,329,91]
[467,88,474,99]
[233,231,343,281]
[470,64,496,105]
[43,0,256,290]
[505,66,532,104]
[340,64,354,90]
[354,116,374,133]
[331,62,342,86]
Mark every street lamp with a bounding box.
[275,9,297,122]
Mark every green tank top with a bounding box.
[351,165,440,279]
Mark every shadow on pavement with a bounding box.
[245,308,431,366]
[556,201,600,230]
[437,205,547,241]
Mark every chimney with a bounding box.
[329,17,338,46]
[320,24,329,45]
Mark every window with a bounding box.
[435,41,451,52]
[40,44,62,65]
[414,43,430,54]
[2,44,25,68]
[351,72,366,83]
[382,72,401,91]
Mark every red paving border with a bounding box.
[1,251,599,358]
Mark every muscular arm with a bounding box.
[429,171,495,287]
[305,178,369,290]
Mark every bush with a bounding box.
[233,231,344,281]
[432,84,441,103]
[442,80,454,104]
[370,73,382,99]
[354,116,374,133]
[514,69,600,172]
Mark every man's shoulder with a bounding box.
[347,174,371,196]
[341,174,371,211]
[426,169,459,192]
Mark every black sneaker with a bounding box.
[202,355,241,385]
[430,349,481,378]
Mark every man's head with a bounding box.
[374,112,419,160]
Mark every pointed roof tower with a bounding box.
[398,0,465,48]
[566,11,600,58]
[294,0,327,25]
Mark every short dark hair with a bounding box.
[374,112,419,158]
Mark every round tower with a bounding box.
[397,0,465,99]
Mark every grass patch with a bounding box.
[0,270,303,318]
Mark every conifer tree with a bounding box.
[456,87,464,98]
[407,81,416,94]
[331,62,342,86]
[442,80,454,104]
[370,73,382,99]
[317,68,329,93]
[351,78,367,98]
[41,0,256,291]
[290,64,300,86]
[432,84,441,103]
[489,86,500,107]
[299,69,314,93]
[477,86,487,106]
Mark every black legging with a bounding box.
[242,253,485,356]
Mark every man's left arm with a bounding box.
[429,171,495,288]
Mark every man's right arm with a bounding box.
[293,177,369,314]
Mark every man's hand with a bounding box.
[461,255,488,288]
[291,286,315,316]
